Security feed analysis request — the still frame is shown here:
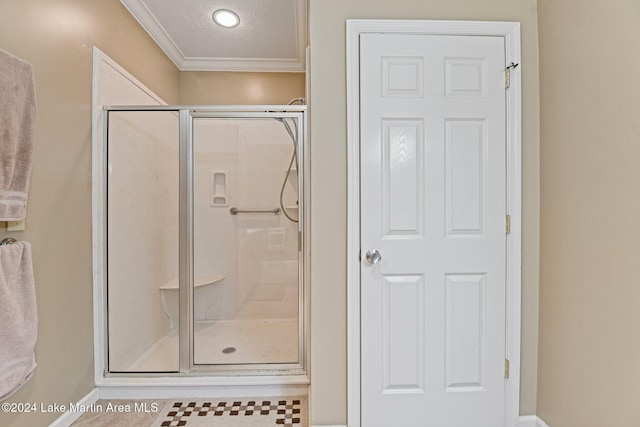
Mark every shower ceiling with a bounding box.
[120,0,307,72]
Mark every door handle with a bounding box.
[365,249,382,264]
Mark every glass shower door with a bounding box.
[192,116,301,366]
[104,107,306,375]
[106,110,180,372]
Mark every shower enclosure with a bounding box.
[99,106,307,377]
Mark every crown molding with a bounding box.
[120,0,306,72]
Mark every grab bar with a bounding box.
[229,207,281,215]
[1,238,17,245]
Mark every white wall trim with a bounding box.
[48,388,99,427]
[519,415,550,427]
[346,19,522,427]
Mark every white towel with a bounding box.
[0,241,37,401]
[0,48,37,221]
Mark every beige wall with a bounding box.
[308,0,540,424]
[0,1,179,426]
[180,71,305,105]
[0,3,304,426]
[537,1,640,425]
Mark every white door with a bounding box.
[360,33,507,426]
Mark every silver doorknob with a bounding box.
[365,249,382,264]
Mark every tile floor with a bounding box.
[70,397,308,427]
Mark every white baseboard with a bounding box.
[49,388,99,427]
[520,415,550,427]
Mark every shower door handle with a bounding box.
[365,249,382,265]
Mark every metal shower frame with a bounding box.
[99,105,308,379]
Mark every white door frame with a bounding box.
[346,20,522,427]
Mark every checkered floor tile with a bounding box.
[152,398,305,427]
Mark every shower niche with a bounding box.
[102,107,307,376]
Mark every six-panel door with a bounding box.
[360,33,507,426]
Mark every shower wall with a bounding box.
[193,118,299,322]
[233,119,299,320]
[192,121,239,320]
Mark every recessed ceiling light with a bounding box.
[212,9,240,28]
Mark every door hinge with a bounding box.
[504,359,510,379]
[506,214,511,235]
[358,249,362,262]
[505,62,519,89]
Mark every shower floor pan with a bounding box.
[124,318,298,372]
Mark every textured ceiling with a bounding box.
[120,0,306,72]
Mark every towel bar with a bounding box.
[1,238,17,245]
